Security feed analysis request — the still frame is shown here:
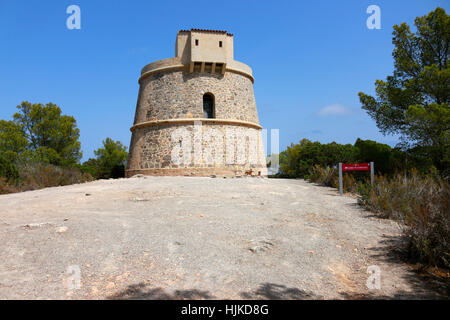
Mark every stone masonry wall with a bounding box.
[133,70,259,124]
[127,69,266,177]
[127,122,267,177]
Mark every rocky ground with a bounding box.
[0,176,446,299]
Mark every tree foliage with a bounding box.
[11,102,82,166]
[279,139,357,178]
[358,8,449,176]
[81,138,128,179]
[354,138,401,175]
[279,138,411,179]
[0,153,19,183]
[0,120,27,162]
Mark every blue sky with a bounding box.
[0,0,448,161]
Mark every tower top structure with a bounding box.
[176,29,234,71]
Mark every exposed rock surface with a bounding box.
[0,177,444,299]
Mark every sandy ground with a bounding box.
[0,176,445,299]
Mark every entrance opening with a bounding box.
[203,93,215,118]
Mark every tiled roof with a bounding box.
[178,29,233,36]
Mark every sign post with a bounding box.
[370,161,374,186]
[339,162,374,196]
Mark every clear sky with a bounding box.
[0,0,448,161]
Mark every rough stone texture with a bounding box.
[127,123,266,177]
[134,71,259,124]
[127,70,267,177]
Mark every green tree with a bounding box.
[354,138,399,174]
[0,153,19,183]
[12,102,82,166]
[358,8,449,175]
[91,138,128,179]
[78,158,100,178]
[0,120,27,162]
[279,139,358,178]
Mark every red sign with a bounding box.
[342,163,370,171]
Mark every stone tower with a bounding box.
[126,29,267,177]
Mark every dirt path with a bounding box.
[0,176,444,299]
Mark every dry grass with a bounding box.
[360,171,449,268]
[0,163,93,195]
[309,166,449,269]
[308,165,362,193]
[0,177,20,194]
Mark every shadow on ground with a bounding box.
[240,283,322,299]
[342,199,449,299]
[364,234,449,299]
[107,282,213,300]
[107,282,321,300]
[108,277,447,300]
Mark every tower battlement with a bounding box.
[176,29,234,73]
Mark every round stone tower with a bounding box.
[126,29,267,177]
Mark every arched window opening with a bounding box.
[203,93,215,119]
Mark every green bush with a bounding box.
[0,154,19,183]
[280,139,357,178]
[110,164,125,179]
[278,137,445,180]
[80,138,128,179]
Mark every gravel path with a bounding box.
[0,176,443,299]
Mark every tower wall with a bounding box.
[126,29,267,177]
[126,122,266,177]
[134,70,259,124]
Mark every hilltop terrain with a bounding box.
[0,176,444,299]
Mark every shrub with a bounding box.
[0,162,93,195]
[358,170,449,268]
[0,177,19,194]
[80,138,128,179]
[278,137,446,180]
[110,164,125,179]
[308,165,361,193]
[308,165,336,187]
[406,181,449,267]
[309,166,449,268]
[0,154,19,183]
[279,139,357,178]
[16,163,94,191]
